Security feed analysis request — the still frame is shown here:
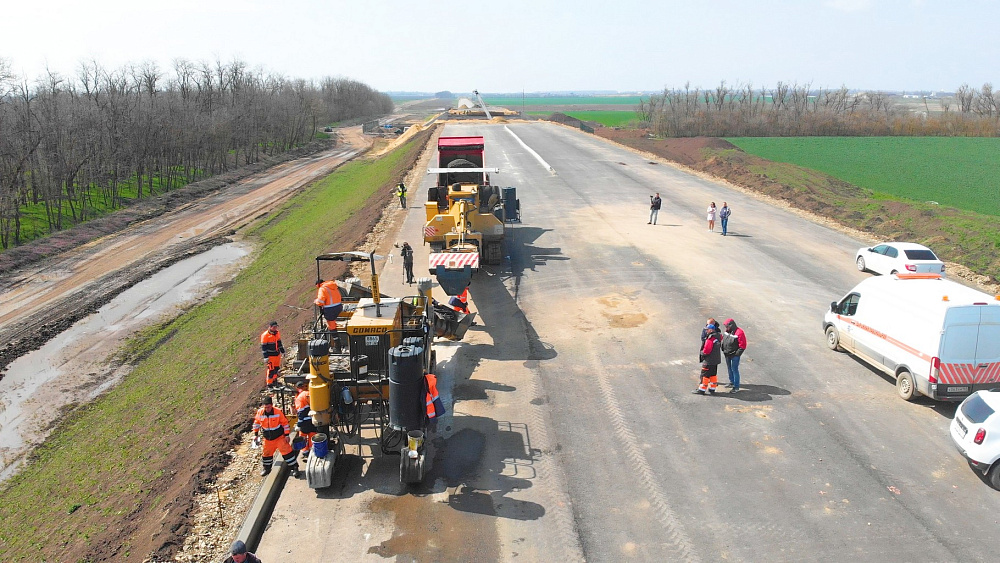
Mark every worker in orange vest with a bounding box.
[448,287,469,313]
[294,380,316,460]
[260,321,285,387]
[314,278,343,331]
[253,396,300,478]
[424,373,446,421]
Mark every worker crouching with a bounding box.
[253,396,301,478]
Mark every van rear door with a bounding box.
[939,307,980,397]
[975,306,1000,387]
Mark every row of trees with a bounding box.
[0,57,393,248]
[637,81,1000,137]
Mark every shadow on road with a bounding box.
[714,383,791,402]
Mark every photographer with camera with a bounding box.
[648,192,662,225]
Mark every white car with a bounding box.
[855,242,945,276]
[950,390,1000,489]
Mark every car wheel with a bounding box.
[896,370,919,401]
[988,463,1000,490]
[856,256,867,272]
[825,326,841,351]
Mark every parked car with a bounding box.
[855,242,945,276]
[950,390,1000,489]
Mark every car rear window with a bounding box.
[961,394,995,424]
[904,249,938,260]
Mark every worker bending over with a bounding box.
[253,396,300,478]
[260,321,285,387]
[294,380,316,461]
[449,287,469,313]
[314,278,342,331]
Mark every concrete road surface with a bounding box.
[257,122,999,562]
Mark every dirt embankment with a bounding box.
[594,129,1000,292]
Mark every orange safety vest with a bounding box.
[424,373,444,419]
[448,288,469,313]
[260,329,284,358]
[314,281,342,308]
[294,389,310,421]
[253,406,290,440]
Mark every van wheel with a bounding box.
[896,370,919,401]
[856,256,867,272]
[988,463,1000,490]
[825,326,841,351]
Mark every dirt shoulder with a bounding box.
[594,129,1000,293]
[0,130,370,378]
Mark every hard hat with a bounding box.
[231,540,247,554]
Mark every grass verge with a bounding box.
[0,131,429,561]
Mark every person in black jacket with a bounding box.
[693,325,722,395]
[400,242,415,284]
[648,193,662,224]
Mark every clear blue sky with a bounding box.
[2,0,996,94]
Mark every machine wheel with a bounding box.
[825,326,841,351]
[988,463,1000,490]
[856,256,867,272]
[896,370,919,401]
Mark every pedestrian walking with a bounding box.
[707,202,717,232]
[399,241,415,284]
[294,380,316,461]
[228,540,263,563]
[253,396,301,478]
[314,279,343,331]
[719,202,732,236]
[694,325,722,395]
[648,192,662,225]
[395,182,408,208]
[260,321,285,388]
[722,318,748,392]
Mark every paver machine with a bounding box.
[300,251,473,487]
[423,135,519,296]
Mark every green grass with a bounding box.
[527,110,638,127]
[0,135,425,561]
[484,95,643,106]
[727,137,1000,216]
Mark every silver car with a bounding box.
[855,242,945,276]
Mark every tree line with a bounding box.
[637,81,1000,138]
[0,57,393,249]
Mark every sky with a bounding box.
[2,0,998,94]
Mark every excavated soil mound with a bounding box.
[594,129,737,166]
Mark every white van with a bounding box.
[823,274,1000,401]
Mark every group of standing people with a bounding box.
[705,201,732,235]
[694,317,747,394]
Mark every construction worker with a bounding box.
[314,278,342,331]
[694,325,722,395]
[395,182,407,208]
[228,540,262,563]
[294,380,316,461]
[448,286,469,313]
[252,396,300,478]
[399,241,415,284]
[260,321,285,387]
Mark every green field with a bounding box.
[527,110,638,127]
[484,96,643,106]
[727,137,1000,216]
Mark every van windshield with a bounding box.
[904,249,938,260]
[961,394,995,424]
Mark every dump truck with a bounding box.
[423,135,518,295]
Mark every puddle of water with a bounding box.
[0,242,251,482]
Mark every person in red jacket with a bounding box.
[260,321,284,387]
[252,396,300,478]
[693,325,722,395]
